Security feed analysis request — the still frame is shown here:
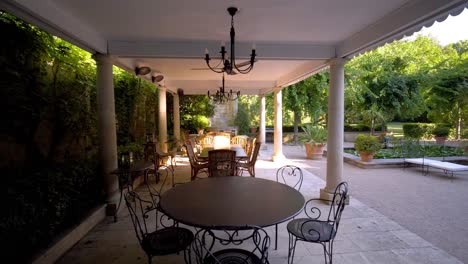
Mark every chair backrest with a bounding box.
[192,226,270,264]
[185,142,199,166]
[143,142,163,168]
[249,141,261,165]
[246,137,257,157]
[208,149,236,177]
[304,182,348,239]
[231,135,248,150]
[124,191,157,247]
[276,165,303,191]
[200,135,214,148]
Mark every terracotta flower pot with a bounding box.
[359,151,375,162]
[435,136,446,145]
[304,142,325,160]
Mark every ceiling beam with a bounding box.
[337,0,468,58]
[1,0,107,53]
[276,60,328,88]
[109,40,336,60]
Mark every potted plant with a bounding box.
[301,124,327,159]
[432,126,450,145]
[354,134,381,162]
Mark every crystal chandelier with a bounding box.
[208,75,240,104]
[204,7,257,75]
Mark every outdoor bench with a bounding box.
[405,158,468,178]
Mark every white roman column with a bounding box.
[320,58,346,200]
[158,86,168,152]
[94,53,118,210]
[259,94,266,144]
[272,87,286,161]
[173,93,181,144]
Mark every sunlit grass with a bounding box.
[387,122,404,137]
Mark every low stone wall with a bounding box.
[33,205,107,264]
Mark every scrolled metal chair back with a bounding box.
[124,191,156,247]
[276,165,303,191]
[328,182,348,235]
[303,182,348,239]
[192,226,270,264]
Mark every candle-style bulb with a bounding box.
[205,48,209,55]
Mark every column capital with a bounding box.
[273,86,282,93]
[92,53,115,65]
[328,58,348,67]
[158,85,167,91]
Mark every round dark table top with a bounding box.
[159,177,305,229]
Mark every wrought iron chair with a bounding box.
[287,182,349,264]
[124,191,194,264]
[145,142,175,186]
[185,142,209,180]
[274,165,304,249]
[114,152,133,222]
[208,149,237,177]
[191,226,270,264]
[237,141,261,177]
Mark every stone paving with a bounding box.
[58,144,464,264]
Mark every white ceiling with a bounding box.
[2,0,467,94]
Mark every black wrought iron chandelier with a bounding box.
[208,74,240,104]
[204,7,257,75]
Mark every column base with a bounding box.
[271,153,286,162]
[320,188,350,204]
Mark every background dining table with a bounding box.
[198,144,247,159]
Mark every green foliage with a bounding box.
[117,141,145,160]
[193,115,210,129]
[344,124,371,132]
[234,99,250,134]
[180,95,214,133]
[300,124,327,144]
[462,129,468,139]
[345,144,464,159]
[1,159,103,262]
[354,134,382,153]
[402,123,426,139]
[432,125,450,137]
[423,53,468,138]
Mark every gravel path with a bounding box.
[279,143,468,263]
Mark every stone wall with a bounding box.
[210,100,238,131]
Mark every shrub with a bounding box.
[2,159,103,262]
[403,123,426,139]
[354,134,382,153]
[462,129,468,139]
[432,126,450,137]
[300,124,327,144]
[193,115,210,130]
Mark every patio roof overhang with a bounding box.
[1,0,467,95]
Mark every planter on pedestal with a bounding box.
[359,151,375,162]
[434,136,446,145]
[304,142,325,160]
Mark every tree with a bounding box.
[424,53,468,139]
[283,73,328,144]
[179,95,215,133]
[344,36,447,130]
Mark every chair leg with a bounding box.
[287,233,298,264]
[275,224,278,250]
[323,240,334,264]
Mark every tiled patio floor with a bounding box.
[58,145,463,264]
